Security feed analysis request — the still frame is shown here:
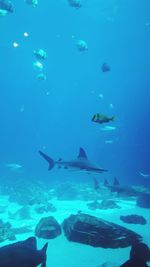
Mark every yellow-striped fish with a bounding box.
[92,113,115,124]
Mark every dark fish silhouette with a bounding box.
[92,113,115,124]
[101,63,111,72]
[113,177,120,186]
[39,147,107,174]
[0,236,48,267]
[68,0,82,9]
[104,178,109,187]
[93,177,100,190]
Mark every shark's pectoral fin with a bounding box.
[77,147,88,160]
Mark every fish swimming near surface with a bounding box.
[0,236,48,267]
[39,147,107,174]
[92,113,115,124]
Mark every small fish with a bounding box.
[101,63,111,72]
[5,163,23,172]
[139,171,150,178]
[105,140,114,144]
[0,0,14,13]
[92,113,115,124]
[68,0,82,9]
[76,40,88,51]
[100,125,116,131]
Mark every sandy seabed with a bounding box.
[0,196,150,267]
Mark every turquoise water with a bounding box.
[0,1,150,266]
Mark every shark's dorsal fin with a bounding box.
[24,237,37,249]
[78,147,88,159]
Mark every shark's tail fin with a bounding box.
[111,116,115,121]
[39,151,55,170]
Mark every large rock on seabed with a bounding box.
[62,213,142,248]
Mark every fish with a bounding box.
[5,163,23,172]
[101,63,111,72]
[0,0,14,13]
[0,236,48,267]
[92,113,115,124]
[39,147,107,174]
[100,125,116,131]
[105,140,114,144]
[139,171,150,178]
[68,0,82,9]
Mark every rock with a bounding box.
[136,193,150,208]
[0,220,16,242]
[7,180,51,206]
[87,200,120,210]
[8,206,31,220]
[99,200,120,209]
[120,215,147,225]
[62,213,142,248]
[87,200,101,210]
[35,216,61,239]
[56,183,78,200]
[35,203,57,214]
[13,226,32,235]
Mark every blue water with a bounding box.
[0,0,150,186]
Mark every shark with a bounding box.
[0,236,48,267]
[39,147,107,174]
